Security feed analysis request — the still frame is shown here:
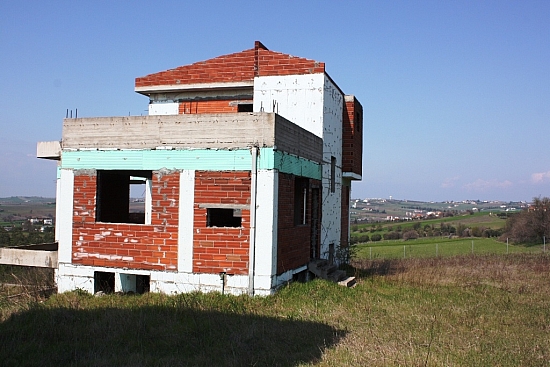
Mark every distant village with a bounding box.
[2,216,53,232]
[351,198,528,223]
[0,196,532,233]
[0,197,55,233]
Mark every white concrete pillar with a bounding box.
[178,170,195,272]
[57,169,74,264]
[254,169,278,290]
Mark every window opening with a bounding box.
[237,103,253,112]
[96,170,152,224]
[330,156,336,193]
[356,111,362,133]
[294,177,309,225]
[207,208,242,227]
[136,275,150,294]
[94,271,115,294]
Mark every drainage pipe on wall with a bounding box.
[248,146,259,296]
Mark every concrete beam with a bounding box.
[135,81,254,95]
[37,141,61,160]
[62,113,323,162]
[0,246,58,268]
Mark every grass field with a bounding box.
[355,237,545,259]
[0,197,56,221]
[1,253,549,366]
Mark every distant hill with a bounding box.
[0,197,56,204]
[351,198,527,223]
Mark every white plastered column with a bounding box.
[178,170,195,272]
[54,164,62,242]
[253,169,278,292]
[57,169,74,264]
[320,75,344,260]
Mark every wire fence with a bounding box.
[356,238,547,260]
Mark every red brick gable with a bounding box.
[135,41,325,88]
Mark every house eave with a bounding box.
[343,172,362,180]
[37,141,61,160]
[135,81,254,96]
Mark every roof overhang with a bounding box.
[135,81,254,96]
[37,141,61,160]
[343,172,362,181]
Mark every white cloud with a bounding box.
[441,176,460,188]
[531,171,550,184]
[463,179,513,191]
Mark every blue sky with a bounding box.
[0,1,548,202]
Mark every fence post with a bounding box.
[369,247,372,260]
[507,237,509,254]
[471,240,474,254]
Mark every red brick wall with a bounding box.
[178,100,252,114]
[277,173,321,274]
[136,49,257,87]
[342,97,363,176]
[257,50,325,77]
[135,42,325,88]
[193,171,251,275]
[71,171,180,271]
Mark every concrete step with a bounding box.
[307,259,329,278]
[337,276,357,288]
[308,259,356,287]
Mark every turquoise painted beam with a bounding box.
[61,148,321,179]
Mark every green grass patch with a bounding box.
[355,237,543,259]
[352,212,507,237]
[1,254,549,366]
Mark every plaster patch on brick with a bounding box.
[73,169,97,176]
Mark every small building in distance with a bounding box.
[37,41,363,295]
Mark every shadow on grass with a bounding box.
[0,301,344,367]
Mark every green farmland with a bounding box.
[348,211,538,260]
[355,237,544,259]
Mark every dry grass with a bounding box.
[0,254,549,366]
[0,266,55,320]
[341,254,550,366]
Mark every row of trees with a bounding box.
[350,224,503,245]
[351,197,549,247]
[0,226,54,247]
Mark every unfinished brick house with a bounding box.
[36,41,363,295]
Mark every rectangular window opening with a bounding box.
[94,271,115,294]
[330,156,336,193]
[96,170,152,224]
[237,103,253,112]
[294,177,309,226]
[207,208,242,228]
[136,275,150,294]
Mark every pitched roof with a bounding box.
[135,41,325,89]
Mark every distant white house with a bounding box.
[28,217,53,225]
